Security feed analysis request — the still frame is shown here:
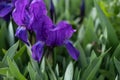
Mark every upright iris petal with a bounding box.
[12,0,30,26]
[31,41,45,62]
[30,0,47,18]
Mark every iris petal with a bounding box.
[15,27,29,45]
[31,41,44,62]
[12,0,29,26]
[64,41,79,60]
[30,0,47,18]
[46,21,75,46]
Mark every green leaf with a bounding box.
[2,41,19,64]
[114,57,120,74]
[64,62,73,80]
[40,57,45,73]
[83,17,98,46]
[8,21,15,46]
[112,44,120,58]
[0,67,8,76]
[81,55,102,80]
[94,0,119,49]
[90,51,97,63]
[27,63,37,80]
[55,64,59,77]
[14,45,26,60]
[0,61,7,68]
[0,22,7,54]
[74,67,81,80]
[7,57,26,80]
[75,41,87,68]
[46,60,57,80]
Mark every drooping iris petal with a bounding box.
[15,27,29,45]
[64,41,79,60]
[31,41,44,62]
[46,21,75,46]
[30,0,47,18]
[0,2,13,17]
[12,0,29,26]
[30,15,53,41]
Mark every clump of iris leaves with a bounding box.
[0,0,120,80]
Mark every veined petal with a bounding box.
[0,2,13,17]
[15,27,29,45]
[31,41,44,62]
[30,0,47,18]
[64,41,79,60]
[12,0,29,26]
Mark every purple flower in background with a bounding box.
[0,0,16,21]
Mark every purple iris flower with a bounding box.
[12,0,47,45]
[32,20,80,62]
[12,0,80,61]
[0,0,16,21]
[46,21,80,60]
[31,0,80,62]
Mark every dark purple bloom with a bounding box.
[32,20,80,61]
[0,0,15,21]
[45,21,79,60]
[46,21,75,46]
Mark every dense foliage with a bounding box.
[0,0,120,80]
